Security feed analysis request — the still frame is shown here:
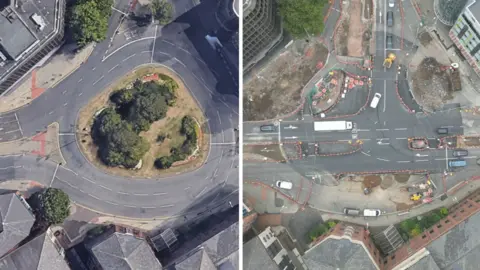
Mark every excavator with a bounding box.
[383,53,396,69]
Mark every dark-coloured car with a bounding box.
[387,11,394,27]
[453,149,469,157]
[437,128,449,134]
[260,124,275,132]
[386,34,393,49]
[344,208,361,216]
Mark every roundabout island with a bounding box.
[0,5,239,220]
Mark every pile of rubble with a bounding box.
[412,57,453,111]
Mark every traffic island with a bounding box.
[76,65,209,178]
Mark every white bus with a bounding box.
[314,121,353,131]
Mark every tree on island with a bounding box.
[28,188,70,226]
[69,0,113,46]
[277,0,329,39]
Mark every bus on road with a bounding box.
[314,121,353,131]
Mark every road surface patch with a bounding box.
[31,132,46,156]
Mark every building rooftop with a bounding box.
[0,231,69,270]
[468,0,480,19]
[420,209,480,269]
[303,238,377,270]
[0,0,62,72]
[0,193,35,258]
[89,232,162,270]
[243,0,256,17]
[174,249,216,270]
[243,237,278,270]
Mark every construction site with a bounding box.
[244,40,329,121]
[334,0,374,59]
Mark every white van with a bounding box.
[363,209,382,217]
[276,181,293,190]
[370,93,382,109]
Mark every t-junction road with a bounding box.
[0,0,239,219]
[244,0,475,177]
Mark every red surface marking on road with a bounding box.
[31,132,46,156]
[31,69,46,99]
[261,186,267,201]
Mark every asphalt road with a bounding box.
[243,0,468,176]
[0,0,239,219]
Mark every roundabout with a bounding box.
[0,17,239,219]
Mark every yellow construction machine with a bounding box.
[383,53,396,69]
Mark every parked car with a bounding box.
[260,124,275,132]
[386,34,393,49]
[363,209,382,217]
[389,0,395,7]
[276,181,293,190]
[410,138,427,149]
[370,93,382,108]
[344,208,361,216]
[453,149,469,157]
[387,11,394,27]
[449,159,467,168]
[437,127,449,134]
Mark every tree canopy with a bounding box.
[277,0,329,39]
[30,188,70,225]
[92,78,177,168]
[150,0,174,25]
[69,0,113,46]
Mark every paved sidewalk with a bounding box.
[319,177,480,227]
[0,44,94,113]
[0,122,65,164]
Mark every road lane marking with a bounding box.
[159,204,175,208]
[14,113,23,137]
[196,187,207,198]
[122,53,136,62]
[140,50,151,54]
[376,129,389,131]
[357,129,370,131]
[82,176,95,184]
[78,92,83,96]
[92,76,104,86]
[63,103,68,107]
[246,132,277,135]
[153,192,167,195]
[48,111,54,115]
[464,156,478,159]
[133,193,149,196]
[394,128,407,131]
[383,80,386,112]
[104,200,119,205]
[174,57,186,67]
[398,161,410,163]
[92,67,96,70]
[123,205,137,208]
[108,64,119,73]
[377,158,390,162]
[88,194,101,200]
[151,25,158,63]
[217,111,222,125]
[396,137,407,140]
[361,151,371,156]
[162,40,175,46]
[98,184,111,191]
[50,164,59,187]
[211,142,236,145]
[59,133,75,136]
[102,37,155,61]
[78,78,83,83]
[117,191,129,195]
[416,159,429,162]
[141,206,156,209]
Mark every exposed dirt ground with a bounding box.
[363,175,382,188]
[335,0,373,57]
[77,65,209,178]
[458,136,480,147]
[412,57,453,111]
[244,41,329,121]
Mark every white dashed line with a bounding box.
[108,64,119,73]
[376,158,390,162]
[78,78,83,83]
[396,137,407,140]
[117,191,129,195]
[416,159,429,162]
[397,160,410,163]
[376,129,389,131]
[92,76,104,86]
[82,176,95,184]
[153,192,167,195]
[88,194,101,200]
[133,193,149,196]
[98,184,111,191]
[395,128,407,131]
[122,53,136,62]
[361,151,371,156]
[159,204,175,208]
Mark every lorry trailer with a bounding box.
[314,121,353,131]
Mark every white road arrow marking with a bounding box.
[284,125,298,130]
[284,136,298,140]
